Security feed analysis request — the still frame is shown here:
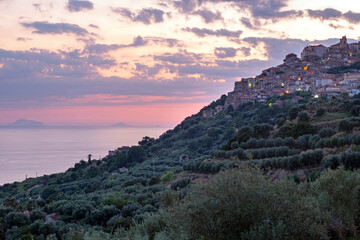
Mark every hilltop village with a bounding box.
[224,36,360,110]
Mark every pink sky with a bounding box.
[1,103,207,127]
[1,0,360,126]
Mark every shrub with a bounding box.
[277,122,317,139]
[122,202,142,218]
[289,106,300,120]
[149,175,161,186]
[165,168,329,240]
[171,178,190,191]
[5,212,29,228]
[339,119,354,133]
[319,128,336,138]
[29,209,46,222]
[316,108,326,116]
[103,197,129,210]
[231,141,240,150]
[297,111,310,122]
[160,171,176,183]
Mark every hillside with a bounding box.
[2,92,360,239]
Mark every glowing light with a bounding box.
[314,94,319,98]
[281,83,284,87]
[298,77,301,81]
[260,78,263,81]
[269,103,272,107]
[249,83,252,87]
[350,53,352,57]
[297,88,302,91]
[285,90,289,94]
[303,66,308,70]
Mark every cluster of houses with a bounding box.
[221,36,360,111]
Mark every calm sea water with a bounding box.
[0,127,168,185]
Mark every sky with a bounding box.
[1,0,360,126]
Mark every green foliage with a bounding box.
[312,169,360,227]
[253,124,273,138]
[171,178,190,191]
[29,209,46,222]
[128,146,146,163]
[297,111,310,122]
[289,106,299,120]
[339,119,355,133]
[5,212,29,228]
[160,171,175,183]
[163,168,329,240]
[87,166,100,178]
[277,122,317,139]
[103,197,129,210]
[148,175,161,186]
[316,107,326,116]
[319,127,336,138]
[240,219,288,240]
[41,186,57,201]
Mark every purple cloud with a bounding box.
[307,8,342,21]
[85,36,147,54]
[193,9,223,23]
[112,8,164,24]
[182,27,242,38]
[21,21,89,36]
[214,47,238,58]
[67,0,93,12]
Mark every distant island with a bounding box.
[6,119,45,127]
[111,122,132,127]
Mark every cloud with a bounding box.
[85,36,183,54]
[343,11,360,23]
[148,37,182,47]
[21,21,89,36]
[66,0,93,12]
[89,24,99,29]
[182,27,242,38]
[16,37,32,41]
[307,8,342,21]
[153,52,200,64]
[193,9,223,23]
[214,47,238,58]
[243,37,341,62]
[307,8,360,24]
[112,7,164,24]
[85,36,147,54]
[173,0,302,20]
[173,0,198,13]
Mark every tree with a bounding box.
[88,154,92,163]
[128,146,146,163]
[289,106,300,120]
[297,111,310,122]
[316,108,326,117]
[5,212,29,228]
[29,209,46,222]
[138,136,155,146]
[339,119,354,133]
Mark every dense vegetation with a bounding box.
[2,91,360,239]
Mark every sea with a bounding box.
[0,127,169,185]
